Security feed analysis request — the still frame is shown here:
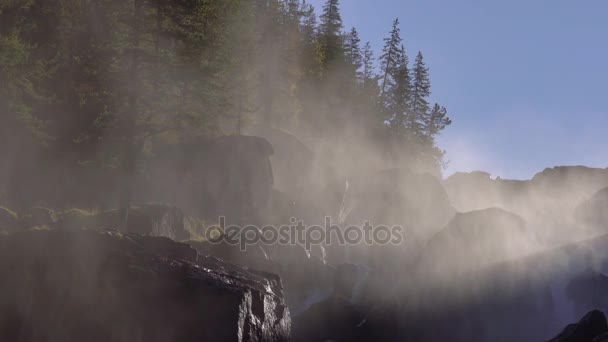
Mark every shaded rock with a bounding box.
[547,310,608,342]
[0,229,291,342]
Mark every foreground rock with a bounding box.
[547,310,608,342]
[0,229,290,342]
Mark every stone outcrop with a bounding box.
[0,229,291,342]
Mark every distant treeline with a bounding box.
[0,0,451,208]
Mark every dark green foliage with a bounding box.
[0,0,452,208]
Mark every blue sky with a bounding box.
[308,0,608,179]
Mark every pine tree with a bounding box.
[410,51,431,138]
[319,0,343,67]
[387,46,412,136]
[344,27,362,77]
[362,42,376,86]
[379,18,403,99]
[425,103,451,138]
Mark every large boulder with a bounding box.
[418,208,537,280]
[0,229,291,342]
[338,168,454,267]
[344,168,454,240]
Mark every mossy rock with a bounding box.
[19,207,58,229]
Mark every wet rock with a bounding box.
[547,310,608,342]
[0,229,291,342]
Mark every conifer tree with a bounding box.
[319,0,344,67]
[344,27,362,77]
[425,103,452,138]
[387,46,412,136]
[380,18,403,99]
[410,51,431,137]
[362,42,376,86]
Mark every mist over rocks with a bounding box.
[418,207,535,279]
[444,166,608,245]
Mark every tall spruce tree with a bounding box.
[319,0,343,68]
[344,27,362,78]
[380,18,403,99]
[387,46,412,136]
[410,51,431,138]
[362,42,376,86]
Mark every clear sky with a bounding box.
[308,0,608,180]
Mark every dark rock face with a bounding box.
[548,310,608,342]
[0,229,291,342]
[143,135,275,225]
